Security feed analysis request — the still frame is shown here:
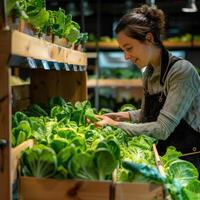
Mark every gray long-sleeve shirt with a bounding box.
[117,56,200,140]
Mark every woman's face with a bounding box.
[117,31,153,69]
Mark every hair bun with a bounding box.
[133,4,165,34]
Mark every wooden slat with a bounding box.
[30,69,87,105]
[0,32,12,55]
[11,139,34,184]
[12,84,30,101]
[153,144,166,177]
[19,177,111,200]
[0,30,87,67]
[115,183,164,200]
[11,30,87,66]
[0,59,12,200]
[13,99,30,112]
[87,79,143,88]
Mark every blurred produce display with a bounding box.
[99,68,142,79]
[165,33,192,42]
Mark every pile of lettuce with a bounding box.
[120,146,200,200]
[12,96,200,199]
[6,0,88,45]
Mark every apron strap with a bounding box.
[160,45,183,85]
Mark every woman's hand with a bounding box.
[95,115,119,127]
[103,112,130,122]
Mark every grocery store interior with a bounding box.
[0,0,200,200]
[8,0,200,111]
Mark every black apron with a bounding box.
[141,47,200,174]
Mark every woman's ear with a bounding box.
[145,32,154,43]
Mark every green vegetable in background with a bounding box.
[48,96,67,109]
[26,104,48,117]
[98,107,113,115]
[182,180,200,199]
[27,116,47,142]
[12,111,28,128]
[21,144,57,178]
[50,105,71,122]
[71,100,97,126]
[14,111,29,123]
[68,151,98,180]
[29,8,49,33]
[12,120,32,147]
[50,137,68,154]
[94,148,118,180]
[75,32,88,46]
[166,159,199,187]
[119,103,137,112]
[57,145,76,169]
[161,146,182,168]
[11,97,200,199]
[56,127,77,140]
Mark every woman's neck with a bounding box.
[150,47,162,69]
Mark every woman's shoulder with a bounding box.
[166,57,200,91]
[168,58,199,79]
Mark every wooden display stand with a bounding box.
[0,30,165,200]
[11,139,34,184]
[19,177,112,200]
[114,182,164,200]
[0,30,87,200]
[18,176,164,200]
[17,144,165,200]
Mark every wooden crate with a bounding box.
[113,144,165,200]
[19,177,112,200]
[30,69,87,105]
[114,182,164,200]
[0,29,88,200]
[11,139,34,184]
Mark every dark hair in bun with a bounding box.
[115,4,165,46]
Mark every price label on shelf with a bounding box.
[53,62,60,70]
[64,63,70,71]
[41,60,50,70]
[27,57,37,69]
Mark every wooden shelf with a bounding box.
[163,41,192,47]
[87,79,143,88]
[194,41,200,46]
[0,30,87,68]
[0,30,88,200]
[86,41,119,49]
[86,41,200,50]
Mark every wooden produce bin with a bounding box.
[0,30,88,200]
[19,177,112,200]
[114,182,164,200]
[114,144,165,200]
[11,139,34,184]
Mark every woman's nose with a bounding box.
[124,53,131,60]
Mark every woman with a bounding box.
[96,4,200,173]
